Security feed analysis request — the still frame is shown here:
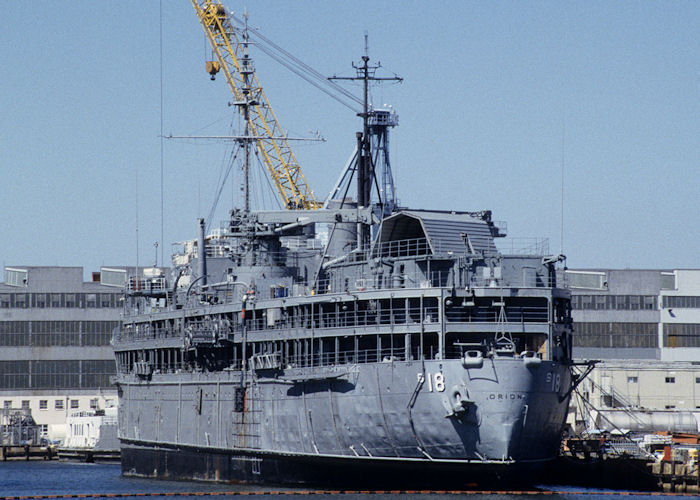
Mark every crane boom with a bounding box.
[192,0,318,210]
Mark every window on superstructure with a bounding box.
[665,377,675,384]
[3,400,11,410]
[0,294,10,308]
[90,398,98,409]
[627,376,638,383]
[55,400,64,410]
[39,400,48,410]
[70,399,79,409]
[21,400,30,410]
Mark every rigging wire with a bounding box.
[159,0,164,266]
[206,146,241,234]
[228,12,363,113]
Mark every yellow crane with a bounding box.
[191,0,318,210]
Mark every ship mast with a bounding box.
[330,39,402,248]
[237,12,253,213]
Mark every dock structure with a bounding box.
[650,437,700,493]
[0,444,56,461]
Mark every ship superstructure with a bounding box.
[112,2,579,488]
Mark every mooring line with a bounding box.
[1,490,698,499]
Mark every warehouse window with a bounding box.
[65,293,76,308]
[0,321,30,346]
[34,293,47,308]
[662,296,700,308]
[31,360,80,389]
[0,361,30,389]
[664,324,700,348]
[14,294,28,308]
[573,322,658,348]
[571,295,657,311]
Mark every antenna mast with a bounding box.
[329,38,402,248]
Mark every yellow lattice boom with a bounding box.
[192,0,318,209]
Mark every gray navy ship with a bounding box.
[112,1,582,488]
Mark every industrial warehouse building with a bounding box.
[0,266,128,442]
[562,268,700,433]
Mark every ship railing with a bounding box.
[370,237,432,259]
[283,346,411,368]
[444,305,549,323]
[116,325,181,342]
[116,346,428,375]
[127,276,167,293]
[315,267,557,293]
[313,270,451,294]
[442,344,543,359]
[242,305,440,334]
[497,237,550,256]
[204,245,296,264]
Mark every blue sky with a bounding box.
[1,1,699,279]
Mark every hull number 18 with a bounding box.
[418,372,445,392]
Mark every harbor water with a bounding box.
[0,461,683,500]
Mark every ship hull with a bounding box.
[117,357,570,488]
[121,440,548,488]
